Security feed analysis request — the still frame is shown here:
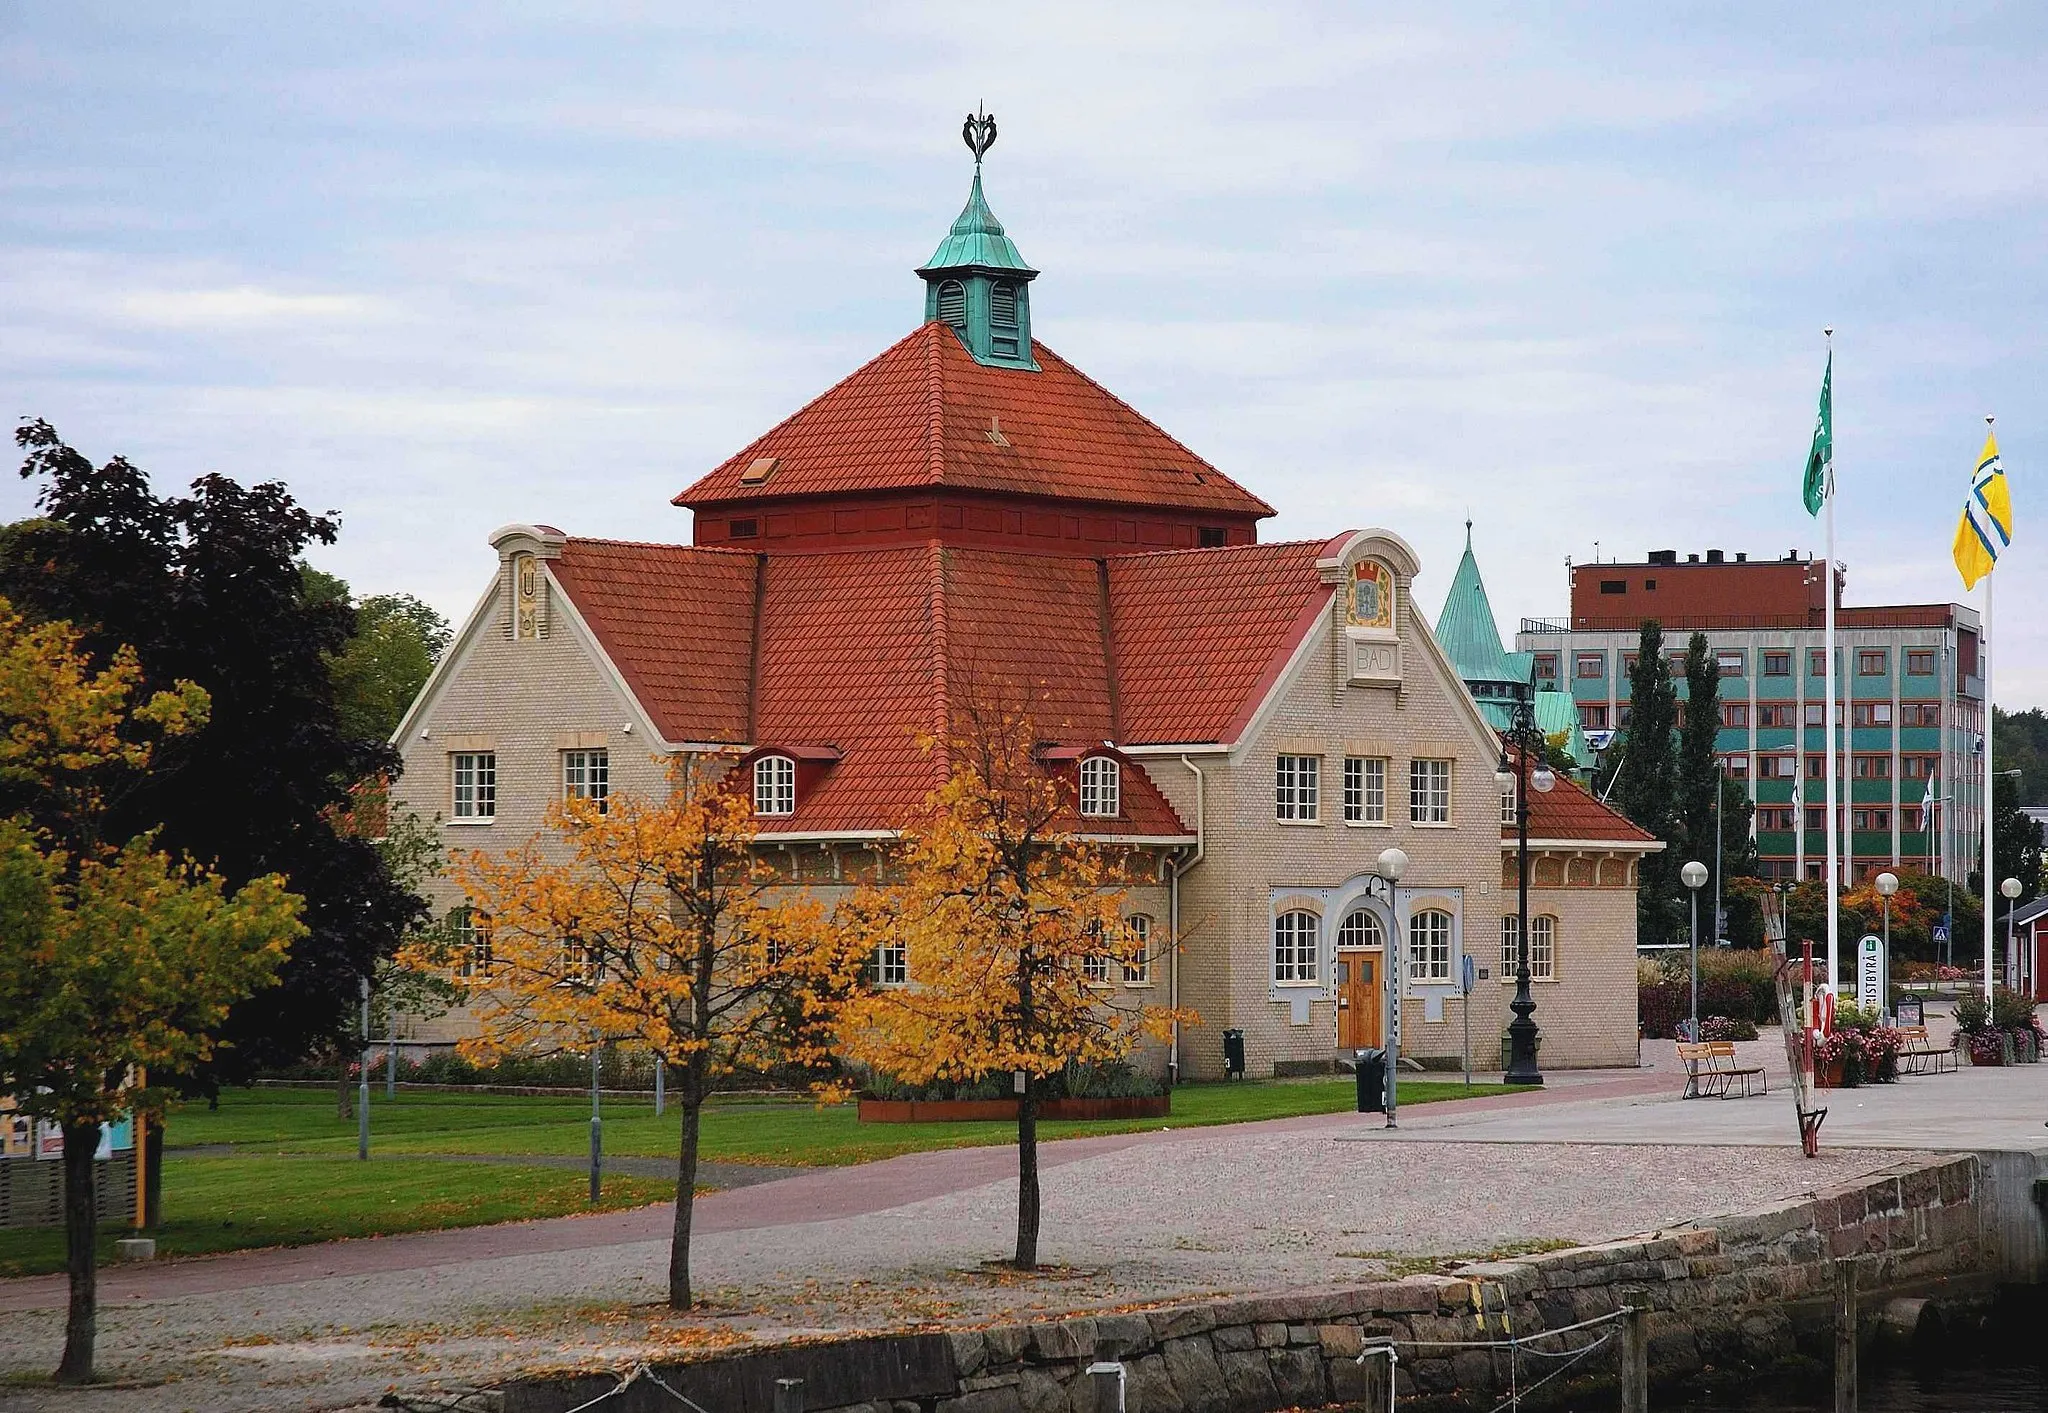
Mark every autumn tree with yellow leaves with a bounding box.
[436,755,869,1308]
[0,601,303,1384]
[837,706,1185,1269]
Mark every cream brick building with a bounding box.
[388,146,1655,1078]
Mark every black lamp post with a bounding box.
[1496,671,1552,1086]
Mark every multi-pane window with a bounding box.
[452,752,496,820]
[560,936,601,986]
[1717,651,1745,677]
[563,749,609,813]
[1763,652,1791,677]
[1721,703,1749,728]
[1409,759,1452,824]
[1408,910,1452,983]
[1275,756,1320,822]
[1758,755,1796,779]
[1851,703,1893,728]
[1858,650,1888,676]
[1806,806,1826,832]
[872,939,908,986]
[1533,654,1559,684]
[1500,782,1516,825]
[1907,650,1936,676]
[1756,807,1797,831]
[1083,950,1114,985]
[1901,755,1939,779]
[1336,910,1383,950]
[1810,650,1829,677]
[1720,754,1749,778]
[1122,915,1153,984]
[1579,703,1609,730]
[1902,702,1942,727]
[1853,755,1892,779]
[1757,704,1794,729]
[753,754,796,816]
[1273,910,1319,983]
[1803,703,1826,727]
[1853,809,1892,831]
[1499,914,1556,980]
[453,907,492,978]
[1575,653,1604,679]
[1342,756,1386,824]
[1078,756,1121,817]
[1806,754,1828,779]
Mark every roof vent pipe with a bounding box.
[1706,549,1724,564]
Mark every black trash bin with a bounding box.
[1222,1028,1246,1079]
[1354,1049,1387,1113]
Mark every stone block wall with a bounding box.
[505,1153,1985,1413]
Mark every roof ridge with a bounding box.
[564,535,744,554]
[1111,537,1326,564]
[672,326,932,507]
[1031,341,1277,517]
[923,322,947,487]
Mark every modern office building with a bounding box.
[1514,548,1985,884]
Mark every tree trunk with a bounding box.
[667,1074,703,1309]
[55,1120,99,1383]
[1014,1071,1039,1269]
[143,1115,163,1231]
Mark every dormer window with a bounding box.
[936,280,966,329]
[1078,756,1121,817]
[753,754,796,816]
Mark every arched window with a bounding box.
[1122,914,1153,984]
[936,280,966,328]
[1335,909,1383,950]
[1079,756,1121,817]
[753,754,796,816]
[990,282,1019,327]
[1408,909,1452,982]
[1273,910,1319,984]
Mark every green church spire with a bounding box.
[918,108,1039,370]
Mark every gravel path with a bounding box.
[0,1112,1910,1413]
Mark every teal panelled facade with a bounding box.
[918,169,1039,370]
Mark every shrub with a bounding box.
[1954,992,1990,1035]
[1991,986,2040,1032]
[1700,1015,1758,1042]
[855,1060,1162,1103]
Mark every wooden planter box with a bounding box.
[856,1095,1171,1124]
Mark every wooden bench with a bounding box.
[1678,1040,1769,1099]
[1895,1024,1957,1075]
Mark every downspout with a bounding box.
[1173,755,1208,1084]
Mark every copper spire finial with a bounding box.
[962,104,997,166]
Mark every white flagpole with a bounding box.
[1823,331,1840,994]
[1983,414,1997,1006]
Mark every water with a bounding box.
[1679,1360,2048,1410]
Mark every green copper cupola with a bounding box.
[918,109,1039,370]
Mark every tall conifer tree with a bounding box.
[1608,621,1683,946]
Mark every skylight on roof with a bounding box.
[740,457,780,486]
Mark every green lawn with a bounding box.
[0,1077,1522,1278]
[0,1157,672,1278]
[166,1076,1522,1166]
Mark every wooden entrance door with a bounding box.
[1335,951,1383,1050]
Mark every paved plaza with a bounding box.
[11,1046,2031,1412]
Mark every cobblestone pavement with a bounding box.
[0,1085,1913,1413]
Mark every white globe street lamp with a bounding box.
[1682,860,1710,1038]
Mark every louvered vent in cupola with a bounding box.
[990,283,1018,327]
[936,280,966,328]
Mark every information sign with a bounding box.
[1857,933,1884,1015]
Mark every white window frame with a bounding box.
[1122,914,1153,985]
[1500,913,1556,981]
[453,907,492,979]
[1500,782,1516,826]
[1408,909,1452,984]
[1083,950,1114,985]
[1275,755,1320,823]
[452,752,496,821]
[872,938,907,987]
[563,748,609,814]
[1079,756,1121,818]
[1273,910,1319,984]
[1409,758,1452,826]
[1716,651,1745,677]
[1335,909,1383,950]
[753,754,796,816]
[1342,756,1386,825]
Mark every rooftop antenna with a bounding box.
[962,104,997,168]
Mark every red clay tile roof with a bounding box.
[549,539,758,744]
[1109,541,1334,745]
[1502,748,1660,846]
[544,533,1342,837]
[675,323,1274,519]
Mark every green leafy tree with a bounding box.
[1970,770,2044,910]
[302,567,450,743]
[1678,633,1721,878]
[1600,621,1683,946]
[5,422,424,1090]
[0,599,302,1383]
[1992,707,2048,806]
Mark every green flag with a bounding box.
[1802,352,1832,516]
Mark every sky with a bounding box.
[4,4,2046,702]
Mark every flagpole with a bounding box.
[1983,414,1997,1007]
[1822,329,1840,994]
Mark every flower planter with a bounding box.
[1817,1057,1847,1089]
[1964,1033,2009,1067]
[856,1095,1171,1124]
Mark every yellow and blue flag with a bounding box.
[1952,430,2011,590]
